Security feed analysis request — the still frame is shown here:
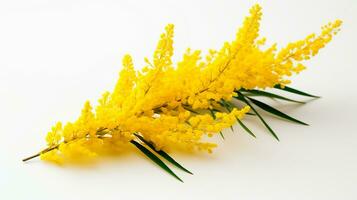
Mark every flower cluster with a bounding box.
[25,4,341,168]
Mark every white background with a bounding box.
[0,0,356,199]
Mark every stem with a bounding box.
[22,153,40,162]
[22,145,59,162]
[22,131,109,162]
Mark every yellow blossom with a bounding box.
[37,4,342,163]
[45,122,62,146]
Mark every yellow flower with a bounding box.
[45,122,62,146]
[39,4,342,163]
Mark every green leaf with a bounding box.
[209,109,216,120]
[235,92,280,141]
[183,105,199,114]
[236,117,256,138]
[130,140,183,182]
[240,89,305,104]
[219,131,225,139]
[218,100,236,132]
[211,108,221,112]
[274,84,320,98]
[247,97,308,126]
[219,99,255,116]
[220,99,255,138]
[134,134,193,175]
[229,126,234,132]
[208,109,226,140]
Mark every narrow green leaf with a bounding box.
[208,109,225,140]
[234,94,245,102]
[274,84,320,98]
[209,109,216,120]
[240,89,305,104]
[211,108,221,112]
[219,98,255,116]
[130,140,183,182]
[235,92,280,141]
[220,99,255,137]
[134,134,193,175]
[217,101,225,108]
[247,97,308,126]
[214,102,234,132]
[218,100,236,132]
[183,105,199,114]
[219,131,225,139]
[236,117,256,138]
